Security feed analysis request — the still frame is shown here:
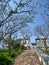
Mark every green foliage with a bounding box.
[3,38,20,55]
[10,49,23,57]
[13,41,20,50]
[0,49,8,52]
[38,47,49,55]
[16,49,23,55]
[0,38,24,65]
[45,50,49,55]
[3,38,14,49]
[17,49,22,54]
[3,38,20,50]
[0,48,23,65]
[0,53,12,65]
[10,51,16,57]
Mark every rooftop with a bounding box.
[35,38,48,40]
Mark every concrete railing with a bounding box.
[34,47,49,65]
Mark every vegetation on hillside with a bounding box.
[0,38,24,65]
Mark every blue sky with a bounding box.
[11,0,49,43]
[0,0,49,48]
[2,0,49,43]
[30,0,49,43]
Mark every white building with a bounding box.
[36,38,49,47]
[16,38,30,47]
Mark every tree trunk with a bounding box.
[8,42,11,54]
[8,33,11,54]
[44,38,47,52]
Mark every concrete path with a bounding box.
[13,49,40,65]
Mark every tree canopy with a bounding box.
[0,0,37,40]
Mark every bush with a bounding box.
[0,62,7,65]
[16,49,23,55]
[45,50,49,55]
[0,49,8,52]
[13,41,20,50]
[10,52,16,57]
[0,53,12,65]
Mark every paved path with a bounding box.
[13,49,40,65]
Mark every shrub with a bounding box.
[45,50,49,55]
[0,61,7,65]
[10,52,16,57]
[0,53,12,65]
[0,49,8,52]
[16,49,23,55]
[13,41,20,50]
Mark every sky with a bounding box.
[0,0,49,48]
[30,0,49,43]
[11,0,49,43]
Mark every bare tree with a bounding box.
[33,0,49,51]
[0,0,36,26]
[20,26,33,39]
[34,23,49,51]
[38,0,49,22]
[0,0,37,40]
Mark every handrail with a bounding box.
[34,47,49,65]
